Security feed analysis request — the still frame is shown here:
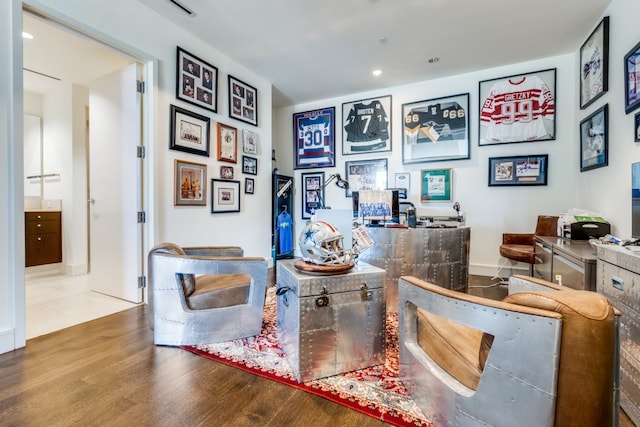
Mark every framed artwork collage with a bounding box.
[171,46,260,212]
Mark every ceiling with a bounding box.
[24,0,613,108]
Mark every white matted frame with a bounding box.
[211,179,240,213]
[344,158,388,197]
[301,171,324,219]
[229,75,258,126]
[176,46,218,113]
[169,104,210,157]
[174,159,207,206]
[580,16,609,110]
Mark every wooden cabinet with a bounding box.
[25,211,62,267]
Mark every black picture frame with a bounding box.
[341,95,391,155]
[488,154,548,186]
[211,179,240,213]
[301,171,324,219]
[169,104,210,157]
[580,104,609,172]
[479,68,556,146]
[244,177,254,194]
[580,16,609,110]
[635,111,640,143]
[624,40,640,114]
[228,75,258,126]
[402,92,470,164]
[344,158,388,197]
[176,46,218,113]
[293,107,336,169]
[242,155,258,175]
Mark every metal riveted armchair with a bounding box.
[148,242,268,346]
[398,274,620,427]
[499,215,558,275]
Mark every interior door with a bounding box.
[88,63,143,303]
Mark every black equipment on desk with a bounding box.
[570,221,611,240]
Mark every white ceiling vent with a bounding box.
[168,0,196,17]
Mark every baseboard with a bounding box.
[64,263,88,276]
[0,328,17,355]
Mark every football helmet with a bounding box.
[299,221,351,266]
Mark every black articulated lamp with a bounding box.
[316,173,349,209]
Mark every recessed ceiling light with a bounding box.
[372,69,382,77]
[428,57,440,64]
[22,32,34,39]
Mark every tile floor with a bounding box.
[26,273,140,339]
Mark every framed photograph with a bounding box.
[245,177,254,194]
[242,129,258,154]
[635,111,640,143]
[176,46,218,113]
[242,155,258,175]
[220,165,234,179]
[402,93,470,164]
[228,75,258,126]
[342,95,391,154]
[624,40,640,114]
[580,16,609,110]
[420,168,452,202]
[169,105,210,157]
[479,68,556,146]
[301,172,324,219]
[395,172,410,190]
[580,104,608,172]
[488,154,548,186]
[344,158,387,197]
[293,107,336,169]
[174,159,206,206]
[211,179,240,213]
[217,123,237,163]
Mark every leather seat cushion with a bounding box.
[187,273,251,310]
[416,307,484,390]
[499,244,535,264]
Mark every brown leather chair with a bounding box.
[499,215,558,275]
[398,275,620,427]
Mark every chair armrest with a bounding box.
[183,246,244,257]
[502,233,535,245]
[508,274,566,294]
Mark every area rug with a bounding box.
[182,287,433,426]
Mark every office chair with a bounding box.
[499,215,558,276]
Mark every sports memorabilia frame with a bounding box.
[342,95,392,155]
[217,123,238,163]
[402,93,470,164]
[580,104,608,172]
[344,158,387,197]
[301,171,324,219]
[478,68,556,146]
[211,179,240,213]
[580,16,609,110]
[174,159,207,206]
[242,155,258,175]
[420,168,452,202]
[228,75,258,126]
[488,155,548,186]
[624,40,640,114]
[293,107,336,169]
[169,104,210,157]
[176,46,218,113]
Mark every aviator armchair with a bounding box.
[148,242,268,346]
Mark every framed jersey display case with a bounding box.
[580,16,609,110]
[342,95,391,155]
[402,93,470,164]
[293,107,336,169]
[479,68,556,146]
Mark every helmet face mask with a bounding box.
[299,221,351,266]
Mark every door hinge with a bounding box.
[138,275,147,289]
[138,211,146,223]
[137,146,145,158]
[137,80,145,94]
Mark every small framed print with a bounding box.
[228,75,258,126]
[635,111,640,143]
[488,155,548,186]
[420,168,452,202]
[242,129,258,154]
[245,177,254,194]
[217,123,237,163]
[301,171,324,219]
[242,155,258,175]
[395,172,410,191]
[342,95,391,154]
[293,107,336,169]
[344,158,387,197]
[624,40,640,114]
[176,46,218,113]
[479,68,556,146]
[580,17,609,110]
[580,104,608,172]
[220,165,234,179]
[169,105,210,157]
[211,179,240,213]
[174,159,206,206]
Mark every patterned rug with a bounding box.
[182,287,433,426]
